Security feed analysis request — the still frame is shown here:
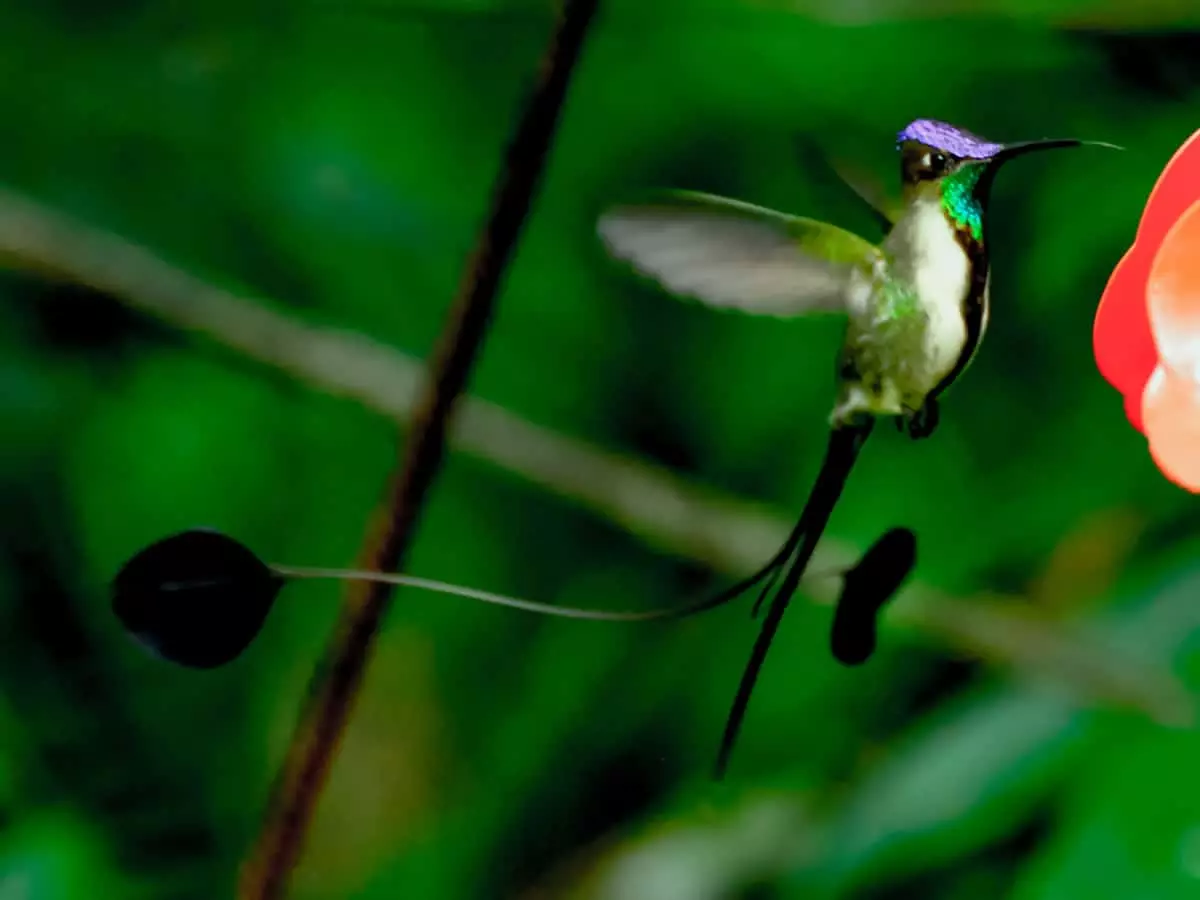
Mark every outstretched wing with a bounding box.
[597,190,882,317]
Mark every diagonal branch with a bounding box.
[0,187,1190,733]
[230,0,598,895]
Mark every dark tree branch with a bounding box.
[235,2,601,896]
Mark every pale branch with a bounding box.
[0,189,1188,725]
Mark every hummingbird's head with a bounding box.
[895,118,1117,204]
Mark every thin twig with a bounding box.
[228,0,598,895]
[0,186,1190,727]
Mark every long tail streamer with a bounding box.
[713,419,875,779]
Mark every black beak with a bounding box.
[993,137,1122,164]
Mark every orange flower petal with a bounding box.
[1094,130,1200,419]
[1142,363,1200,493]
[1094,245,1159,401]
[1148,197,1200,381]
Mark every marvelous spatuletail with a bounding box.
[597,118,1119,778]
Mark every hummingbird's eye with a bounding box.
[905,147,951,183]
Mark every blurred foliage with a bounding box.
[2,0,1200,898]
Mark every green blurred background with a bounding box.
[4,0,1200,897]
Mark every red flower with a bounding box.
[1094,130,1200,491]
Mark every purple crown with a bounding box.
[897,119,1004,160]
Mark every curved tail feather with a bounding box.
[713,419,875,779]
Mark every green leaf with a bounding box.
[1012,726,1200,900]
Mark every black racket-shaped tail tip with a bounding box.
[830,527,917,667]
[111,528,284,669]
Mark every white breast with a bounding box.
[882,198,970,384]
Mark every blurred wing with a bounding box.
[597,190,882,317]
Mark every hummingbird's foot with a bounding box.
[897,399,939,440]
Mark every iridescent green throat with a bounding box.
[940,164,985,241]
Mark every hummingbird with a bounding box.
[596,118,1118,778]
